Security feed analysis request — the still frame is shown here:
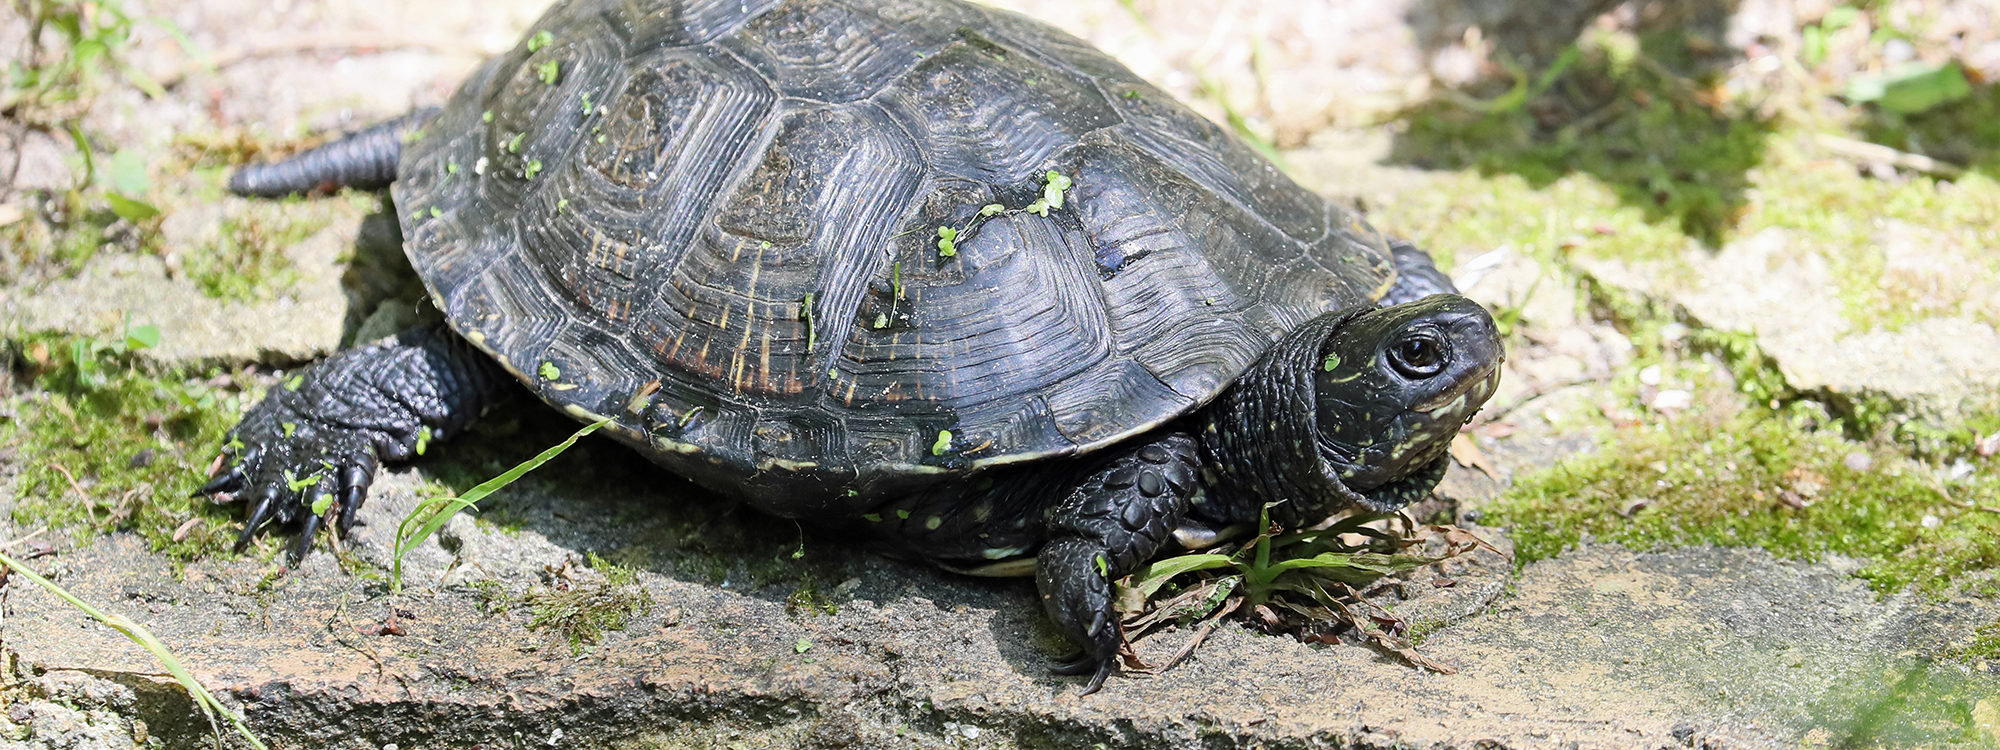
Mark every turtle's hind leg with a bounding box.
[228,107,439,198]
[196,324,510,562]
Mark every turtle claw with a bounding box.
[1056,656,1120,700]
[1079,660,1113,696]
[291,511,326,564]
[195,465,246,498]
[236,488,283,552]
[334,453,379,536]
[1049,653,1096,675]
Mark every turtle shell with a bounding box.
[392,0,1398,515]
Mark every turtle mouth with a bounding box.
[1413,360,1502,416]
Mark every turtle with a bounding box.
[206,0,1504,693]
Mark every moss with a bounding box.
[784,571,840,618]
[1737,140,2000,332]
[1390,28,1773,248]
[0,195,153,285]
[181,202,327,302]
[1,333,248,562]
[1807,660,2000,748]
[1486,389,2000,595]
[1365,167,1695,278]
[464,578,519,615]
[525,552,654,654]
[1941,620,2000,666]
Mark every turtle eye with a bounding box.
[1388,330,1447,378]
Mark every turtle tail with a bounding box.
[228,107,440,198]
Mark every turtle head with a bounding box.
[1312,294,1502,510]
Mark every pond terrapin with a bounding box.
[208,0,1504,692]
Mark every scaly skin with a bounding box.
[226,108,437,197]
[882,295,1502,692]
[198,325,510,561]
[1037,433,1201,694]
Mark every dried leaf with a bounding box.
[1449,433,1500,479]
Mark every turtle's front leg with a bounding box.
[196,324,510,561]
[1037,432,1200,694]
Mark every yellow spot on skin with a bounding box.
[925,516,942,530]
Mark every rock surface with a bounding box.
[0,223,357,367]
[7,466,1995,749]
[1581,227,2000,427]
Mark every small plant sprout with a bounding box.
[527,29,554,52]
[1025,169,1072,216]
[1042,170,1072,208]
[283,469,320,493]
[935,225,958,258]
[506,132,526,153]
[392,419,612,591]
[63,317,161,389]
[1117,507,1493,673]
[539,361,561,380]
[931,429,954,456]
[105,149,159,221]
[537,59,561,86]
[524,159,544,179]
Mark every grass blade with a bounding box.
[1126,553,1237,597]
[390,418,611,591]
[0,551,270,750]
